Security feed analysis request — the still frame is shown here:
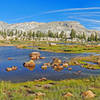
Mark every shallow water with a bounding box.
[0,46,100,82]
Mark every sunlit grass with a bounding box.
[0,76,100,100]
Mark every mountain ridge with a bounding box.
[0,21,100,36]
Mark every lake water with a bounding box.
[0,46,100,82]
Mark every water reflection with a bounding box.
[25,66,35,71]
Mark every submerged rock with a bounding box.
[6,67,12,72]
[8,57,13,60]
[68,68,72,71]
[11,66,17,71]
[6,66,18,72]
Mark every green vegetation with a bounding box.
[0,40,100,54]
[69,55,100,69]
[37,44,100,53]
[0,29,100,42]
[70,29,76,39]
[0,76,100,100]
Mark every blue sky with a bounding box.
[0,0,100,30]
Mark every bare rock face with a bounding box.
[8,22,45,31]
[0,21,9,30]
[32,21,88,33]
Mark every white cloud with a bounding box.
[44,7,100,14]
[68,17,100,23]
[8,7,100,22]
[6,7,100,30]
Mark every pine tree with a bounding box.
[48,30,53,38]
[83,32,86,40]
[55,32,59,38]
[90,33,95,41]
[32,32,35,40]
[59,31,64,38]
[70,29,76,39]
[95,32,98,41]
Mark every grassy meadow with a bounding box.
[0,76,100,100]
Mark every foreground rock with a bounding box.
[36,92,46,96]
[34,77,47,82]
[34,97,42,100]
[39,77,47,81]
[82,90,96,98]
[64,92,73,98]
[43,84,52,89]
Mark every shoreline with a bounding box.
[0,40,100,54]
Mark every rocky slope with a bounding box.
[0,21,100,36]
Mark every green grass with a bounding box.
[68,55,100,69]
[37,44,100,53]
[1,76,100,100]
[0,40,100,54]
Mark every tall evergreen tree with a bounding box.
[90,33,95,41]
[83,32,86,40]
[70,29,76,39]
[48,30,53,38]
[59,31,64,38]
[95,32,98,41]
